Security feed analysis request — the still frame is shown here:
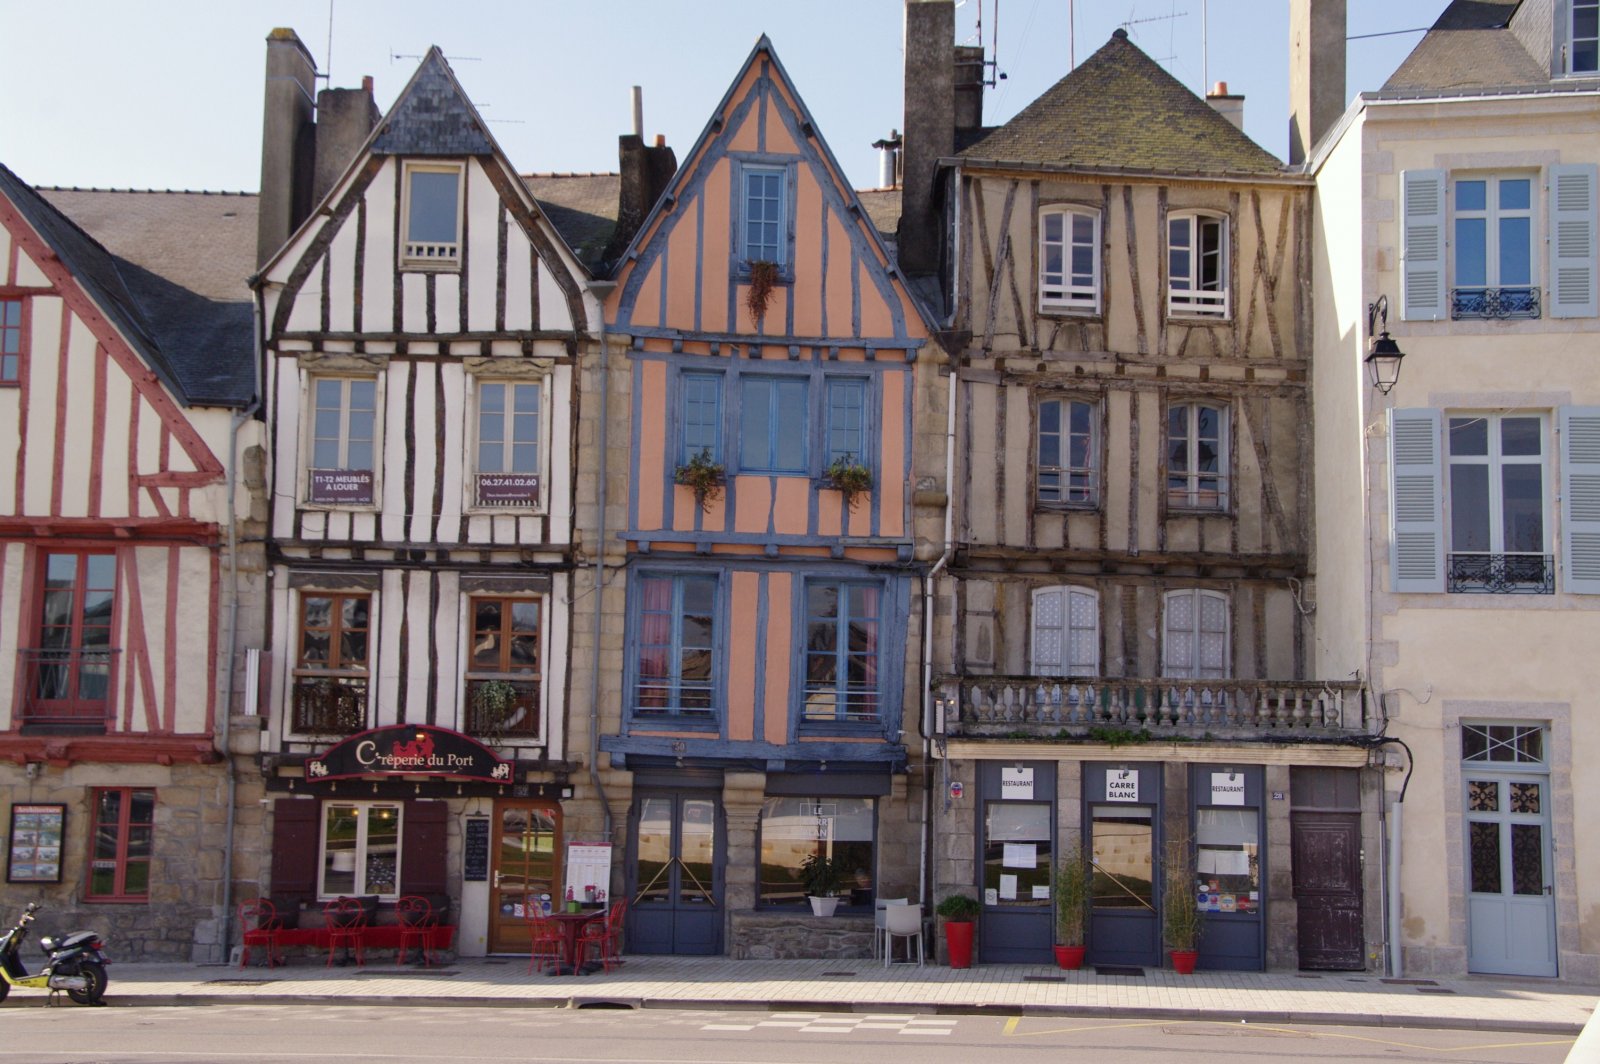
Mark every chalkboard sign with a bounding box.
[464,818,490,882]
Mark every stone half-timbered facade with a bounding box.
[596,37,941,959]
[252,42,602,958]
[906,20,1381,973]
[0,165,263,960]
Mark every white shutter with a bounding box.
[1031,587,1065,675]
[1561,406,1600,593]
[1401,169,1447,322]
[1066,588,1100,677]
[1548,164,1598,318]
[1389,408,1445,592]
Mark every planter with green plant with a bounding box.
[744,259,781,327]
[1162,835,1204,974]
[673,448,726,513]
[820,454,873,511]
[470,678,521,741]
[800,853,845,917]
[1053,843,1091,970]
[936,892,981,968]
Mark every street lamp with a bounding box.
[1365,295,1405,395]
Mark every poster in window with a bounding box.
[7,804,65,883]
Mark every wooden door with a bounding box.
[1291,812,1364,970]
[487,800,561,954]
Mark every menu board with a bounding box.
[564,843,613,906]
[7,804,65,883]
[463,817,490,882]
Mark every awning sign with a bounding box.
[306,724,514,783]
[1210,772,1246,806]
[1106,769,1140,802]
[1000,766,1034,799]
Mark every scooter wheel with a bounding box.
[66,963,106,1005]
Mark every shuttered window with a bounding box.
[1031,586,1100,677]
[1548,164,1598,318]
[1389,408,1446,592]
[1402,169,1447,321]
[1561,406,1600,593]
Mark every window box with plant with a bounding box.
[800,853,846,917]
[936,892,981,968]
[820,454,873,512]
[674,448,727,513]
[1053,843,1090,970]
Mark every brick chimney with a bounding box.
[313,77,379,208]
[602,87,677,269]
[257,28,317,267]
[898,0,956,277]
[1288,0,1346,165]
[1206,81,1245,132]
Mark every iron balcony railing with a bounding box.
[1447,553,1555,594]
[1451,286,1540,320]
[291,676,369,735]
[16,648,119,733]
[938,675,1371,738]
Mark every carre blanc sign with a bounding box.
[1105,770,1140,802]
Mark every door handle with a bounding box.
[493,871,501,889]
[1544,885,1554,895]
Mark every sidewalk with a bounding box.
[40,955,1597,1034]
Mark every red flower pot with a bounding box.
[944,920,975,968]
[1053,944,1086,970]
[1169,949,1199,974]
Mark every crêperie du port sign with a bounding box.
[306,725,513,782]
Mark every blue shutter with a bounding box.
[1389,408,1445,592]
[1402,170,1447,321]
[1561,406,1600,593]
[1548,164,1598,318]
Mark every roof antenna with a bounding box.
[324,0,334,84]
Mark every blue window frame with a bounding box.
[742,166,787,265]
[802,581,881,723]
[633,574,718,718]
[825,379,868,466]
[681,373,723,463]
[740,376,808,473]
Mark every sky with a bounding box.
[0,1,1452,194]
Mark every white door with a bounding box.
[1464,773,1556,976]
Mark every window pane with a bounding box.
[1450,465,1491,552]
[408,170,459,244]
[1500,417,1540,456]
[1449,417,1488,456]
[774,380,807,470]
[740,378,772,469]
[1455,218,1487,286]
[1469,821,1500,893]
[1499,217,1531,286]
[1456,179,1486,212]
[1501,464,1544,552]
[1498,179,1530,211]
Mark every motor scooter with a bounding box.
[0,903,108,1005]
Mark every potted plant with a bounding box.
[800,853,845,917]
[744,259,781,326]
[935,892,981,968]
[1053,844,1090,970]
[1162,836,1204,974]
[470,678,520,741]
[820,454,873,511]
[673,448,726,513]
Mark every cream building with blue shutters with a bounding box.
[1309,0,1600,982]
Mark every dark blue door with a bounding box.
[1085,763,1162,967]
[627,792,723,955]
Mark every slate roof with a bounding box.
[959,29,1285,176]
[369,47,497,157]
[522,173,620,275]
[1382,0,1552,92]
[0,164,255,408]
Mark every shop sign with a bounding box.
[463,818,491,882]
[1105,769,1140,802]
[308,468,374,504]
[305,724,514,782]
[1000,766,1034,799]
[1209,772,1246,806]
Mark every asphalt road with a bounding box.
[0,1004,1576,1063]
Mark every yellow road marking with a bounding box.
[1000,1017,1574,1054]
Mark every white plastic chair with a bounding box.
[873,898,908,959]
[883,902,924,967]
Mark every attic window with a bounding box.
[401,161,463,268]
[1574,0,1599,73]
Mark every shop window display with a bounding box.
[757,797,875,908]
[1194,808,1259,914]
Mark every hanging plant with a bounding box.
[821,454,873,511]
[745,259,781,326]
[471,678,521,743]
[673,448,727,513]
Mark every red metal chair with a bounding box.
[579,898,627,973]
[323,896,367,968]
[396,895,437,967]
[239,898,283,969]
[526,913,565,975]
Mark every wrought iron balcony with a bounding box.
[1447,553,1554,594]
[463,677,541,740]
[16,648,119,734]
[937,675,1372,739]
[1451,286,1540,320]
[291,676,369,735]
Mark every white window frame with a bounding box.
[303,375,382,508]
[1039,206,1100,313]
[1162,588,1230,681]
[1167,211,1230,318]
[1166,401,1230,511]
[1571,0,1599,74]
[317,801,403,900]
[1451,173,1538,319]
[1445,412,1551,587]
[468,377,547,512]
[400,161,465,269]
[1037,397,1099,507]
[1030,586,1100,678]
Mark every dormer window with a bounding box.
[401,162,463,268]
[1573,0,1599,73]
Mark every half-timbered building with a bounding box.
[0,165,262,959]
[596,38,942,957]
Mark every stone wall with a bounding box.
[730,911,874,959]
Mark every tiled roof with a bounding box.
[0,164,255,408]
[855,188,902,244]
[370,47,497,157]
[959,30,1284,176]
[1382,0,1550,92]
[522,173,620,275]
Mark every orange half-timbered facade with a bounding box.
[598,39,940,957]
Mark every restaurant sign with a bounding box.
[306,725,513,783]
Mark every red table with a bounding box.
[545,910,604,976]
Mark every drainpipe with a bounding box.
[586,282,618,839]
[919,350,958,910]
[218,290,266,961]
[1382,736,1413,977]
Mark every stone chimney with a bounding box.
[1288,0,1346,165]
[602,88,677,268]
[257,28,318,267]
[1206,81,1245,132]
[898,0,956,277]
[313,77,379,208]
[953,44,985,134]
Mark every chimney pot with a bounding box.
[362,75,373,93]
[655,134,665,148]
[1212,81,1228,96]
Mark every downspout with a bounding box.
[586,282,618,839]
[920,337,959,910]
[218,289,266,961]
[1378,735,1413,977]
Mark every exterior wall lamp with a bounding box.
[1366,295,1405,394]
